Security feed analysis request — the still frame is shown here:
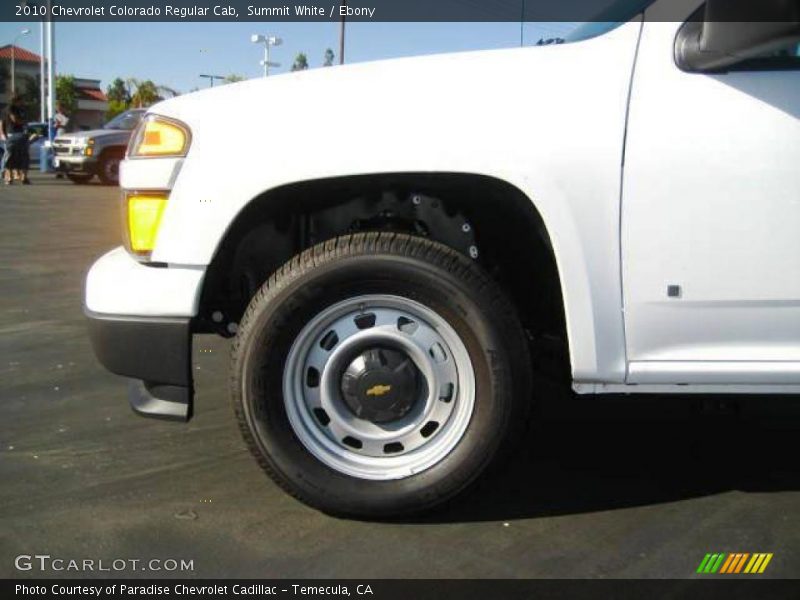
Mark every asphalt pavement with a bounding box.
[1,172,799,579]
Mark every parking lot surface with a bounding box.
[1,172,799,579]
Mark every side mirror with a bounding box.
[675,0,800,72]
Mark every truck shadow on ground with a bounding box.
[412,382,800,524]
[22,179,109,187]
[8,171,110,187]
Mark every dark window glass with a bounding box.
[105,110,143,131]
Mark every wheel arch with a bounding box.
[198,172,576,380]
[97,144,126,161]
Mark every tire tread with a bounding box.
[230,232,531,516]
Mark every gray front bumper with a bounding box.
[55,155,98,173]
[86,309,194,421]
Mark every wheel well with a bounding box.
[198,173,569,376]
[98,146,125,161]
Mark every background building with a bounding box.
[71,77,109,130]
[0,44,108,130]
[0,44,40,110]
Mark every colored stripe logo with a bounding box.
[696,553,773,574]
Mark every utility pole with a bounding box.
[339,1,346,65]
[46,19,55,133]
[199,74,225,87]
[39,22,45,121]
[11,28,31,94]
[39,1,56,172]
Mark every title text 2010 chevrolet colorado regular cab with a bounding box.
[85,0,800,516]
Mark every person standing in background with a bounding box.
[0,95,31,185]
[0,105,6,183]
[54,103,69,136]
[53,103,70,179]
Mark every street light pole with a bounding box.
[339,0,346,65]
[37,9,56,172]
[39,22,45,121]
[46,19,55,137]
[251,34,282,77]
[11,28,31,94]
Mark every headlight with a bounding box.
[128,115,191,158]
[125,192,169,255]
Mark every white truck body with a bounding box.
[86,0,800,397]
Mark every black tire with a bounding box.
[231,232,532,518]
[67,173,93,184]
[98,152,122,186]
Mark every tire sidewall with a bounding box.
[100,154,121,185]
[234,246,521,516]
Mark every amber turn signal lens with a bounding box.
[130,117,189,157]
[127,194,168,254]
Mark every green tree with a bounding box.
[125,79,178,107]
[0,64,9,94]
[323,48,335,67]
[18,74,41,120]
[157,84,179,99]
[55,75,78,115]
[106,77,130,105]
[105,99,128,121]
[224,74,246,84]
[291,52,309,71]
[129,79,160,108]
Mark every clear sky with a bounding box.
[0,20,576,93]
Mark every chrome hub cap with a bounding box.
[283,295,475,480]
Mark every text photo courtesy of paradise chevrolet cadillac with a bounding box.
[1,0,799,595]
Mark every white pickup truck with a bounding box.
[85,0,800,516]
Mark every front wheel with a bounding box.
[98,153,122,186]
[231,233,532,517]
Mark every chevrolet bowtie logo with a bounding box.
[366,384,392,397]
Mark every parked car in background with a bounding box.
[26,122,48,165]
[53,108,145,185]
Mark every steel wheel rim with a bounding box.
[283,294,475,480]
